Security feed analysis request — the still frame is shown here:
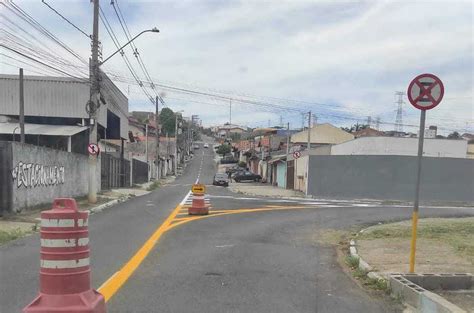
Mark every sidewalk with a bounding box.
[0,175,177,246]
[229,182,305,198]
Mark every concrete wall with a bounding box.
[294,155,308,193]
[6,142,100,212]
[307,155,474,202]
[330,137,468,158]
[467,143,474,159]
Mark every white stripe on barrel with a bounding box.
[41,218,88,228]
[41,238,89,248]
[40,258,90,269]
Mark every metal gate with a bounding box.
[132,159,148,185]
[286,160,294,190]
[0,142,12,215]
[101,154,130,190]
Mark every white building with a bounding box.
[329,137,468,158]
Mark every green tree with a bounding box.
[341,123,369,133]
[447,131,461,139]
[159,107,175,135]
[216,144,231,156]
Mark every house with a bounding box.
[353,127,384,138]
[216,123,247,138]
[291,123,354,147]
[329,137,468,158]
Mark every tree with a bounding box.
[341,123,369,133]
[216,144,231,156]
[447,131,461,139]
[159,107,175,135]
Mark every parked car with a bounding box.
[204,143,209,148]
[233,171,262,182]
[213,173,229,187]
[194,144,200,149]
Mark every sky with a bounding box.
[1,0,473,135]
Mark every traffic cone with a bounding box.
[23,198,106,313]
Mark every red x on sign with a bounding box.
[407,73,444,110]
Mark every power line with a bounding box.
[41,0,90,39]
[0,44,89,81]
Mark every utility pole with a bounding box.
[19,68,25,144]
[307,111,311,151]
[174,113,178,175]
[286,122,290,155]
[229,98,232,125]
[88,0,100,203]
[155,96,160,179]
[145,122,149,181]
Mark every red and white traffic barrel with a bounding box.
[188,192,209,215]
[23,198,105,313]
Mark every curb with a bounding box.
[350,229,470,313]
[348,238,378,278]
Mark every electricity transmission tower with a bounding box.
[395,91,405,133]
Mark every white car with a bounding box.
[204,143,209,148]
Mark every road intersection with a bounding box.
[1,144,473,312]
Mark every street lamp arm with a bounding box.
[99,28,159,65]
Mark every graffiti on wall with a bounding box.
[11,162,65,188]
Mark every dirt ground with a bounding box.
[357,217,474,312]
[357,237,473,274]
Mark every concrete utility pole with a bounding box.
[19,68,25,144]
[155,96,160,179]
[88,0,100,203]
[229,98,232,125]
[286,122,290,155]
[174,113,178,175]
[145,122,149,181]
[307,111,311,151]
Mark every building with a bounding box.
[329,137,468,158]
[353,127,384,138]
[0,73,129,154]
[291,123,354,147]
[216,123,247,138]
[424,126,438,139]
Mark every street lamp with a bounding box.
[12,126,19,142]
[99,28,159,65]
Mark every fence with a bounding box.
[101,153,130,190]
[132,158,148,185]
[0,142,12,215]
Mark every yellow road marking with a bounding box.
[97,202,314,302]
[97,203,183,302]
[165,205,311,232]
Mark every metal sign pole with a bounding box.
[409,109,426,273]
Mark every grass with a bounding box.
[345,255,390,293]
[146,180,161,191]
[346,255,360,269]
[358,217,474,263]
[0,228,32,245]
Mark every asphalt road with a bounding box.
[2,138,473,313]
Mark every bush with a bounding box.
[238,161,247,168]
[216,144,231,156]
